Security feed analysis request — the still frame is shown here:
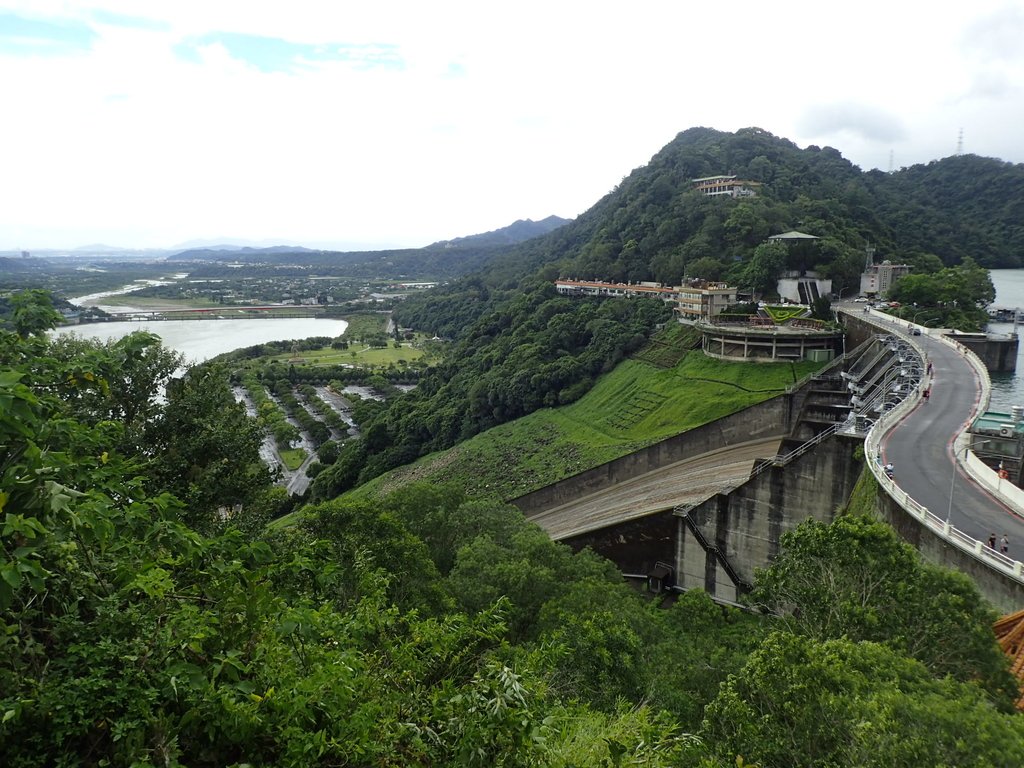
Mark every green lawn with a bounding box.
[763,305,808,323]
[353,353,822,502]
[263,342,426,367]
[279,447,306,471]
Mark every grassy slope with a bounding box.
[352,351,822,502]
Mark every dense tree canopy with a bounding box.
[313,282,672,497]
[887,257,996,331]
[2,292,1022,767]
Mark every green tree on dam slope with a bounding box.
[3,291,1022,767]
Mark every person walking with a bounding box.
[1001,534,1009,555]
[988,533,997,549]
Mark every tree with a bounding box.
[8,289,62,337]
[146,364,275,532]
[744,240,788,297]
[645,589,765,730]
[887,258,995,330]
[535,578,653,709]
[48,331,184,452]
[685,255,727,281]
[751,514,1018,707]
[702,632,1024,768]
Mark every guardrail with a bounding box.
[857,310,1024,582]
[751,423,839,477]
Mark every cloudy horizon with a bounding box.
[2,0,1022,251]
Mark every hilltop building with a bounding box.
[676,280,738,322]
[691,175,760,198]
[554,279,680,302]
[859,246,910,298]
[552,277,839,363]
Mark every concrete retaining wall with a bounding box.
[875,491,1024,612]
[677,432,864,601]
[560,430,864,604]
[946,333,1018,373]
[511,394,793,515]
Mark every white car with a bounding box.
[853,297,869,302]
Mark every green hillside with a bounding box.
[345,346,819,503]
[339,126,1014,495]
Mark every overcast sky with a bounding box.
[2,1,1023,251]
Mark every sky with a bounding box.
[1,1,1023,252]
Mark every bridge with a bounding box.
[517,307,1024,612]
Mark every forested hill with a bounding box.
[429,215,571,248]
[170,216,572,280]
[395,126,1023,337]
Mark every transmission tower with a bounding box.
[956,128,963,156]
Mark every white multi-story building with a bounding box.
[860,261,910,298]
[691,175,760,198]
[677,281,738,322]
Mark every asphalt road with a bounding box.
[865,313,1024,550]
[528,437,782,541]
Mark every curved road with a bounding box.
[529,437,782,541]
[864,312,1024,549]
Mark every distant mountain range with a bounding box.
[428,216,572,248]
[165,217,573,279]
[171,217,571,262]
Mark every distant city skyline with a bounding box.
[2,1,1023,251]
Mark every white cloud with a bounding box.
[0,0,1023,249]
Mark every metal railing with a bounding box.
[857,312,1024,582]
[751,424,839,477]
[674,504,753,591]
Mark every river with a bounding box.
[986,269,1024,412]
[57,280,349,364]
[56,317,349,365]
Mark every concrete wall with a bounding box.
[559,431,864,604]
[842,312,884,348]
[511,394,793,516]
[875,491,1024,613]
[947,334,1018,373]
[677,433,864,601]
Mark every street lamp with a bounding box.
[946,439,990,524]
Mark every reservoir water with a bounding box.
[56,317,349,365]
[985,269,1024,412]
[58,280,349,364]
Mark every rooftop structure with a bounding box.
[970,407,1024,486]
[767,231,819,242]
[994,609,1024,710]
